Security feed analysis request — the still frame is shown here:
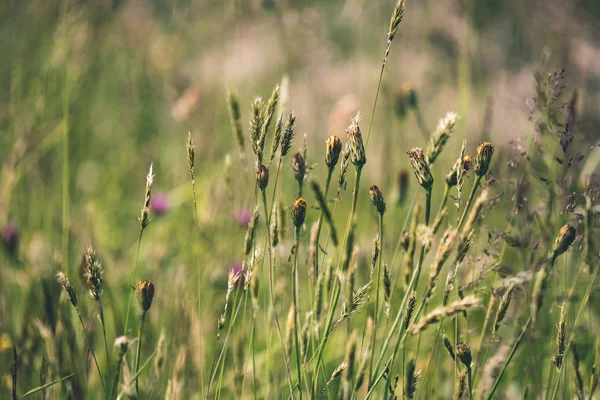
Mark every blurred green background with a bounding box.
[2,0,600,398]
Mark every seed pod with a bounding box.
[291,152,306,184]
[291,197,307,228]
[137,280,155,311]
[456,341,472,369]
[369,185,386,214]
[256,164,269,190]
[346,115,366,167]
[407,147,433,191]
[552,224,576,260]
[325,135,342,169]
[474,141,494,177]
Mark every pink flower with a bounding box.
[233,208,252,227]
[150,193,169,216]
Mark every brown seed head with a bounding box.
[474,141,494,176]
[369,185,386,214]
[292,197,307,228]
[84,246,103,301]
[136,280,155,311]
[456,341,472,369]
[552,224,576,259]
[256,164,269,190]
[291,152,306,183]
[346,114,366,167]
[186,133,195,179]
[407,147,433,190]
[325,135,343,169]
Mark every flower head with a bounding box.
[150,193,169,216]
[474,142,494,177]
[346,114,366,167]
[137,280,155,312]
[325,135,343,169]
[407,147,433,191]
[292,197,307,228]
[369,185,386,214]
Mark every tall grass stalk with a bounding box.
[75,308,107,397]
[134,309,147,394]
[292,226,303,399]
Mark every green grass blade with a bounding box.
[21,373,75,398]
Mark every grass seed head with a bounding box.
[186,132,195,179]
[493,283,515,334]
[57,271,77,308]
[84,246,103,301]
[244,207,259,256]
[227,89,245,152]
[139,163,154,229]
[403,291,417,330]
[426,111,459,165]
[442,332,455,360]
[280,111,296,157]
[387,0,406,45]
[456,341,472,369]
[552,304,567,370]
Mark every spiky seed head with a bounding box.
[137,280,155,311]
[269,116,283,162]
[456,342,472,369]
[256,164,269,190]
[383,264,392,316]
[284,305,295,360]
[403,291,417,330]
[244,207,259,256]
[404,358,419,400]
[463,155,472,171]
[249,97,264,158]
[270,202,279,247]
[553,304,567,370]
[474,141,494,176]
[426,111,459,165]
[84,246,103,301]
[493,283,515,334]
[186,133,195,179]
[346,114,366,167]
[280,111,296,157]
[369,185,386,214]
[552,224,576,259]
[441,333,455,360]
[325,135,343,169]
[342,330,358,396]
[446,155,472,187]
[291,152,306,183]
[139,163,155,229]
[291,197,307,228]
[407,147,433,191]
[57,272,77,308]
[227,89,245,152]
[531,267,548,325]
[387,0,406,44]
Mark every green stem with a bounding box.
[75,308,107,397]
[458,175,482,231]
[124,228,144,336]
[313,168,334,284]
[98,303,111,390]
[292,227,303,400]
[261,189,294,395]
[134,310,147,394]
[368,213,384,382]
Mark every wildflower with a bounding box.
[369,185,386,215]
[407,147,433,191]
[456,341,472,368]
[325,135,343,169]
[474,142,494,177]
[2,221,19,256]
[233,208,252,227]
[292,197,307,228]
[136,280,155,312]
[150,193,169,216]
[346,114,366,167]
[291,153,306,183]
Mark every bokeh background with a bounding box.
[2,0,600,398]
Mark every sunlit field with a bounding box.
[2,0,600,398]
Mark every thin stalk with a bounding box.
[124,229,143,336]
[368,213,384,382]
[189,156,205,396]
[369,188,432,391]
[75,309,107,397]
[314,168,334,284]
[61,0,70,279]
[134,310,147,394]
[312,166,362,394]
[292,227,303,400]
[458,175,482,231]
[261,189,294,395]
[98,304,111,388]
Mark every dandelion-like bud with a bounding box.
[474,141,494,177]
[552,224,576,259]
[256,164,269,190]
[346,114,366,167]
[369,185,386,214]
[136,280,155,312]
[292,153,306,183]
[57,272,77,308]
[407,147,433,191]
[84,246,103,301]
[456,341,472,369]
[292,197,307,229]
[139,163,154,229]
[325,135,343,169]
